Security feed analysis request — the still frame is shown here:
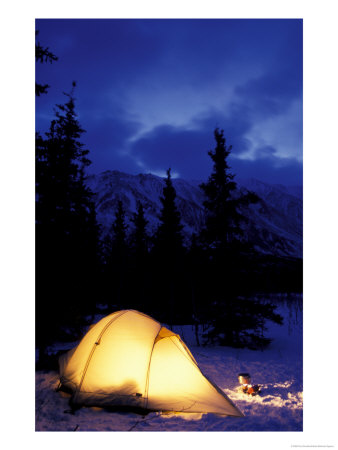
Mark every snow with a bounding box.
[86,171,302,258]
[35,298,302,432]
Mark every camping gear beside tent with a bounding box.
[58,310,243,417]
[240,384,261,396]
[238,373,251,385]
[237,372,261,396]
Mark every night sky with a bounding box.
[35,19,303,185]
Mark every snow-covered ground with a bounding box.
[35,298,302,431]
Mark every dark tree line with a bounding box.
[101,169,186,325]
[36,85,100,356]
[36,34,299,358]
[35,105,287,353]
[95,130,284,348]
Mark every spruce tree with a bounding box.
[130,201,149,310]
[111,200,128,256]
[105,200,129,308]
[200,128,243,248]
[200,128,281,349]
[36,83,99,350]
[155,168,184,257]
[131,201,149,259]
[153,169,184,324]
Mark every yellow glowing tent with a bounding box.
[59,310,243,416]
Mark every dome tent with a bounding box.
[59,310,243,417]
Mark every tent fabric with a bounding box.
[59,309,243,417]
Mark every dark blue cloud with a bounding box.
[129,125,214,179]
[234,69,302,119]
[127,117,302,185]
[36,20,167,90]
[192,106,253,156]
[83,115,142,174]
[230,151,302,186]
[36,19,302,186]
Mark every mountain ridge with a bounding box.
[86,170,302,258]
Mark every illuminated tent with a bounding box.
[59,309,243,416]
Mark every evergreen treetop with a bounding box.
[36,83,93,236]
[35,84,99,348]
[200,128,256,248]
[35,30,58,96]
[155,168,184,256]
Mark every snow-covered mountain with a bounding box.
[86,170,302,258]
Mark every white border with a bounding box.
[1,0,337,448]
